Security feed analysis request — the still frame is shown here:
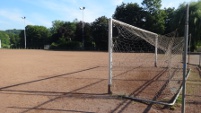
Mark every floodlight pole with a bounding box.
[80,7,85,49]
[182,4,189,113]
[22,16,27,49]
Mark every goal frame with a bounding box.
[107,18,189,107]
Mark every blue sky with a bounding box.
[0,0,194,30]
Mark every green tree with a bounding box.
[142,0,166,34]
[170,3,186,36]
[164,7,175,34]
[171,1,201,51]
[50,21,82,50]
[5,29,21,35]
[113,3,146,28]
[0,31,10,48]
[74,21,94,50]
[91,16,108,51]
[142,0,162,13]
[8,33,21,48]
[19,25,50,49]
[5,29,22,48]
[74,21,83,42]
[58,22,76,41]
[189,1,201,50]
[83,22,94,50]
[50,20,65,34]
[113,1,166,34]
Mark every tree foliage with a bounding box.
[8,33,20,48]
[19,25,50,49]
[170,1,201,50]
[5,29,21,35]
[50,20,65,34]
[91,16,108,51]
[113,3,146,28]
[113,1,166,34]
[2,0,201,51]
[50,21,81,50]
[189,1,201,49]
[142,0,166,34]
[164,7,175,33]
[142,0,162,13]
[0,31,10,48]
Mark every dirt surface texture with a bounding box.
[0,49,200,113]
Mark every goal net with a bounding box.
[108,19,184,104]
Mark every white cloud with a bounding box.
[111,0,124,5]
[25,0,81,21]
[0,9,34,30]
[25,0,110,22]
[0,9,22,22]
[162,0,193,8]
[29,13,52,28]
[0,0,119,30]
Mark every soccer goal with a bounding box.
[108,18,186,105]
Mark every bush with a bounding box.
[50,42,59,49]
[50,41,82,50]
[2,43,10,48]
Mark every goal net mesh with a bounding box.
[110,19,184,103]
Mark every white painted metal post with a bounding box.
[108,18,113,94]
[22,17,26,49]
[155,36,158,67]
[80,7,85,49]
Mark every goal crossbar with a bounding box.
[112,19,158,38]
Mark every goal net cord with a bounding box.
[112,19,184,55]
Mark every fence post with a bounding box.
[182,4,189,113]
[199,53,201,67]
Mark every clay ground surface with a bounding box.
[0,49,200,113]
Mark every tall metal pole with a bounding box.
[188,34,191,66]
[108,18,113,94]
[199,54,201,67]
[80,7,85,49]
[182,4,189,113]
[22,17,26,49]
[155,36,158,67]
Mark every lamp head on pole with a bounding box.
[79,7,85,10]
[21,17,26,19]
